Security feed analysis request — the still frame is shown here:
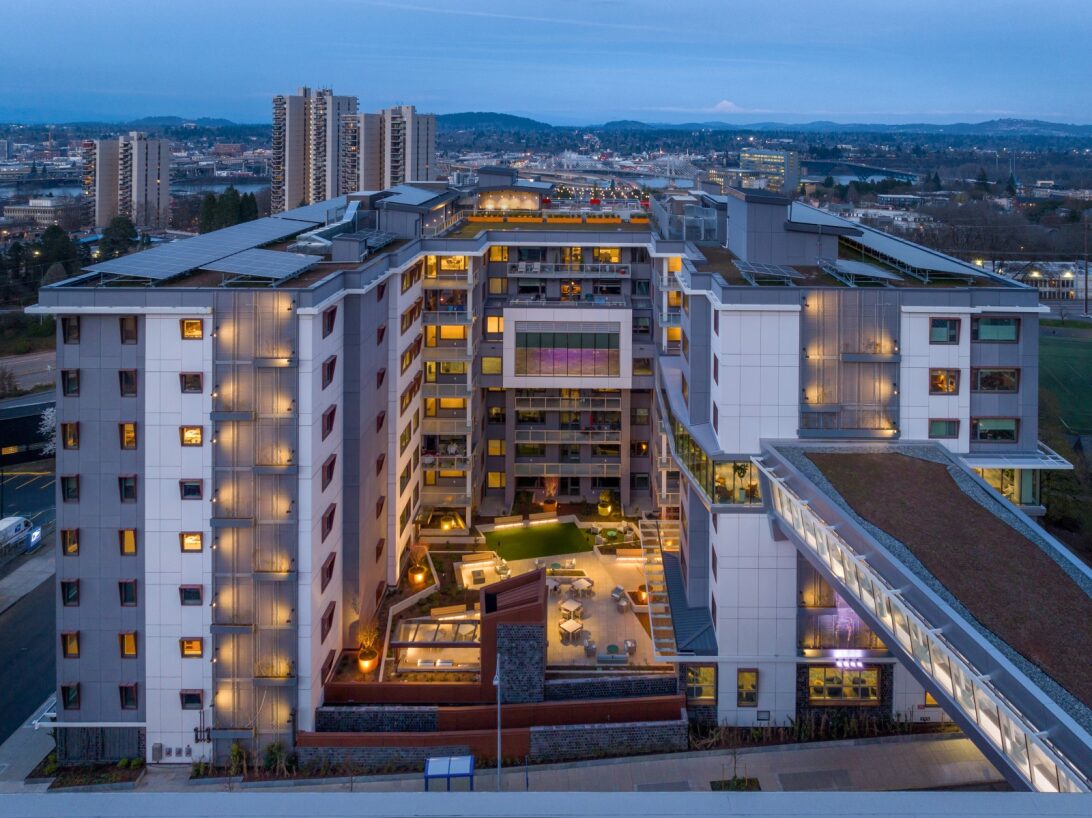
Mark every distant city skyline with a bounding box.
[1,0,1090,124]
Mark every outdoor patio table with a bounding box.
[559,598,583,618]
[559,619,583,636]
[572,577,592,592]
[545,577,560,592]
[606,644,619,655]
[550,562,562,570]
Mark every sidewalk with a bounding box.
[0,545,54,616]
[0,698,55,793]
[129,732,1000,794]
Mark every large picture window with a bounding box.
[971,316,1019,342]
[807,667,880,705]
[972,417,1019,442]
[514,331,620,377]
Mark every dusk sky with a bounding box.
[3,0,1090,124]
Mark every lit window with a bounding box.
[481,356,502,375]
[736,669,758,707]
[928,369,960,395]
[486,316,504,335]
[179,426,203,446]
[488,245,508,262]
[972,368,1019,392]
[487,471,505,488]
[180,638,204,657]
[686,665,716,703]
[61,422,79,449]
[61,529,79,555]
[180,690,203,710]
[487,439,505,456]
[119,423,137,449]
[808,666,880,704]
[119,528,137,555]
[180,532,203,552]
[119,631,138,657]
[61,632,80,657]
[180,319,204,339]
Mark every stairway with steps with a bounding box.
[639,518,680,659]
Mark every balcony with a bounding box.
[423,310,472,325]
[514,428,622,445]
[657,310,681,327]
[513,393,622,412]
[422,415,471,435]
[423,271,475,289]
[512,461,621,477]
[422,342,475,362]
[502,294,629,309]
[423,380,472,399]
[421,485,471,507]
[507,262,632,278]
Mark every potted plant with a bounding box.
[733,463,750,503]
[357,623,380,674]
[597,489,613,517]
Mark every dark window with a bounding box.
[119,369,138,397]
[712,403,719,433]
[929,318,960,344]
[322,306,337,338]
[179,585,203,605]
[713,355,719,385]
[321,454,337,491]
[972,368,1019,392]
[61,422,79,449]
[61,369,80,396]
[320,552,336,592]
[61,529,79,555]
[375,538,386,561]
[119,684,139,710]
[375,496,385,518]
[321,650,336,683]
[321,504,336,541]
[375,452,385,475]
[320,601,336,642]
[972,316,1019,342]
[375,410,386,432]
[928,419,960,439]
[61,475,79,502]
[119,315,138,344]
[376,282,386,302]
[61,579,79,606]
[119,580,137,607]
[118,475,137,503]
[61,316,80,343]
[61,684,80,710]
[376,324,387,345]
[972,418,1019,443]
[179,690,203,710]
[713,311,719,335]
[179,480,203,500]
[321,405,337,440]
[322,356,337,388]
[376,368,386,388]
[179,373,203,393]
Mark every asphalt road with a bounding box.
[0,351,55,390]
[0,460,54,530]
[0,578,54,744]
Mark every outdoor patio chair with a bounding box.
[610,586,624,602]
[617,598,629,613]
[584,640,597,657]
[624,639,637,655]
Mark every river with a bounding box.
[0,180,269,202]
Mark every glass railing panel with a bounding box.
[928,636,954,696]
[1029,742,1060,792]
[999,710,1032,780]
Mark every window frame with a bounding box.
[179,532,203,552]
[61,369,80,396]
[320,600,336,642]
[61,683,80,710]
[179,372,203,393]
[685,664,717,704]
[61,316,80,344]
[322,306,337,338]
[928,368,960,395]
[928,317,960,345]
[61,528,79,555]
[179,690,203,710]
[179,318,204,340]
[118,422,138,450]
[321,454,337,491]
[179,638,204,658]
[117,475,138,503]
[736,668,759,707]
[61,579,79,607]
[60,475,79,503]
[118,579,138,607]
[321,405,337,440]
[118,631,138,658]
[320,552,336,592]
[928,419,960,439]
[971,417,1020,443]
[321,504,337,541]
[971,368,1020,393]
[119,315,139,345]
[179,426,204,447]
[179,480,203,500]
[119,683,139,710]
[61,631,80,658]
[119,528,137,555]
[971,316,1020,343]
[118,369,138,397]
[179,585,203,606]
[321,355,337,389]
[61,422,79,450]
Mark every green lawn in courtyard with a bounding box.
[484,522,595,561]
[1040,334,1092,432]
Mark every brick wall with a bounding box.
[314,706,438,733]
[544,673,678,701]
[496,623,545,704]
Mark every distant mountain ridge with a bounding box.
[436,112,554,131]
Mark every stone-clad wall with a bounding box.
[56,727,145,764]
[496,623,545,704]
[544,673,678,701]
[297,743,472,769]
[314,706,438,733]
[528,716,688,762]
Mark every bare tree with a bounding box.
[38,406,56,456]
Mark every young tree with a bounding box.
[38,406,57,456]
[198,192,218,234]
[215,186,242,230]
[98,216,138,259]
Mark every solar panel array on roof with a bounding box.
[734,259,804,286]
[819,258,902,287]
[274,197,348,224]
[202,248,323,280]
[84,216,318,281]
[383,185,443,206]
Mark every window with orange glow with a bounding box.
[180,319,204,339]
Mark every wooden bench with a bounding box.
[430,604,467,618]
[597,653,628,665]
[615,548,643,559]
[461,552,495,565]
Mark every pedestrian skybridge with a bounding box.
[753,441,1092,793]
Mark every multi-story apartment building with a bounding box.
[34,178,1091,792]
[271,87,358,213]
[339,105,437,193]
[81,132,171,229]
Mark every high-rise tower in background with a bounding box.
[81,132,171,229]
[271,87,357,213]
[339,105,438,193]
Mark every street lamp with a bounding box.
[493,651,501,792]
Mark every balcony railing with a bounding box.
[507,262,631,278]
[514,428,621,444]
[513,394,622,412]
[423,310,472,325]
[512,461,621,477]
[422,416,471,435]
[658,310,681,327]
[505,294,628,308]
[423,381,472,399]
